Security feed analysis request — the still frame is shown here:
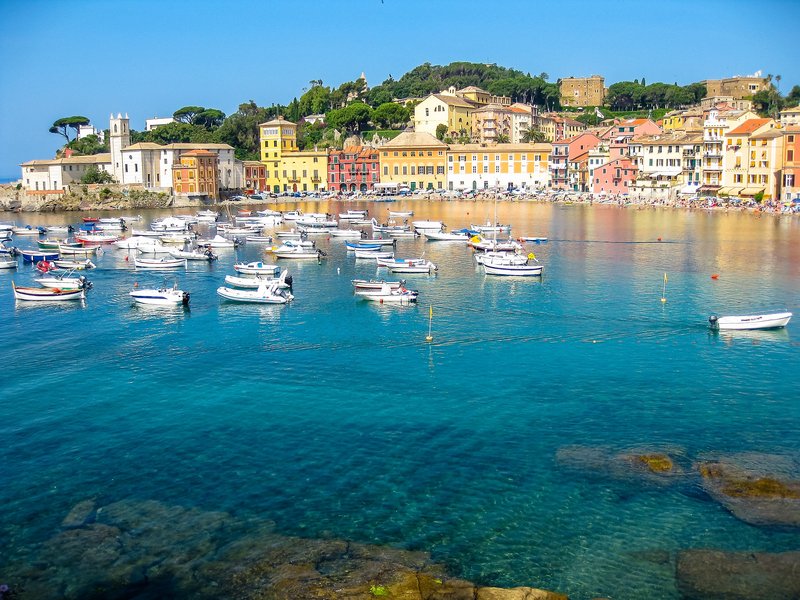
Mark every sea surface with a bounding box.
[1,200,799,599]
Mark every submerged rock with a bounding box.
[698,461,800,527]
[676,549,800,599]
[4,498,568,600]
[556,445,684,484]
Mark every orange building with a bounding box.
[172,149,219,198]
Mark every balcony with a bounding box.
[704,165,722,172]
[288,178,300,184]
[311,176,321,183]
[682,150,695,156]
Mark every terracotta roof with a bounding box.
[727,118,772,136]
[259,117,296,127]
[781,106,800,114]
[509,105,532,114]
[382,131,447,148]
[20,153,111,167]
[431,94,477,109]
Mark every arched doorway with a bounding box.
[360,184,367,192]
[292,184,298,192]
[350,184,357,192]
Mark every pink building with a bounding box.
[550,132,601,189]
[591,157,637,195]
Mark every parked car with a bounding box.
[249,194,265,200]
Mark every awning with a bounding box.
[718,187,743,195]
[739,187,765,197]
[648,168,682,178]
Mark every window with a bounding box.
[437,166,444,174]
[394,166,398,175]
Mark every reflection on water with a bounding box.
[0,201,799,600]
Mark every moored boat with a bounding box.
[133,257,187,270]
[224,270,292,289]
[20,249,59,263]
[35,274,92,290]
[216,281,294,304]
[356,282,418,305]
[233,262,280,275]
[708,312,792,330]
[351,279,404,291]
[482,254,543,276]
[12,282,85,301]
[130,283,190,306]
[53,259,95,270]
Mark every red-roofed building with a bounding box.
[721,118,782,199]
[243,160,266,194]
[328,146,380,193]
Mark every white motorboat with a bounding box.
[130,283,190,306]
[282,210,302,221]
[371,218,410,233]
[130,229,165,237]
[245,235,273,243]
[11,226,40,236]
[356,283,418,305]
[354,249,394,259]
[150,217,190,232]
[168,248,218,261]
[708,312,792,330]
[339,210,369,220]
[482,254,543,276]
[35,274,92,290]
[233,261,280,275]
[296,215,337,229]
[351,279,404,291]
[196,235,238,249]
[160,233,196,244]
[388,259,437,274]
[12,282,85,301]
[471,221,511,234]
[217,281,294,304]
[329,229,365,238]
[224,270,292,289]
[468,235,522,252]
[520,236,548,243]
[53,259,95,270]
[273,245,325,259]
[195,210,218,223]
[0,257,17,269]
[389,210,413,217]
[275,230,303,240]
[134,257,187,270]
[425,228,475,242]
[474,251,528,266]
[411,220,443,233]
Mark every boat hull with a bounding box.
[12,283,84,301]
[710,312,792,330]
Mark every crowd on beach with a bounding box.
[237,188,800,215]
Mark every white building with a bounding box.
[20,113,244,193]
[145,116,176,131]
[19,154,112,191]
[77,123,105,142]
[629,131,704,200]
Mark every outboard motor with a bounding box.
[182,292,190,306]
[708,315,719,329]
[284,274,293,289]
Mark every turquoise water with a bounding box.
[1,202,799,598]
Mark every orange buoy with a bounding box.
[657,237,662,241]
[711,274,719,280]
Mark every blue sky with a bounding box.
[1,0,798,179]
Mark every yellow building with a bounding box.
[558,76,606,107]
[259,117,327,192]
[172,149,218,199]
[721,118,784,199]
[446,143,552,191]
[379,131,448,190]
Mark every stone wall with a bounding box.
[0,183,219,212]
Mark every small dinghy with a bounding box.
[224,270,292,289]
[217,281,294,304]
[130,282,190,306]
[134,257,187,270]
[12,282,85,301]
[709,312,792,331]
[35,274,92,291]
[273,245,325,260]
[53,259,95,270]
[168,248,218,261]
[355,282,418,305]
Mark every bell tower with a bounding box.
[109,112,130,183]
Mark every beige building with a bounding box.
[558,76,606,107]
[706,75,769,100]
[779,106,800,127]
[413,93,477,139]
[720,118,783,199]
[20,154,112,192]
[629,131,704,199]
[471,104,512,144]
